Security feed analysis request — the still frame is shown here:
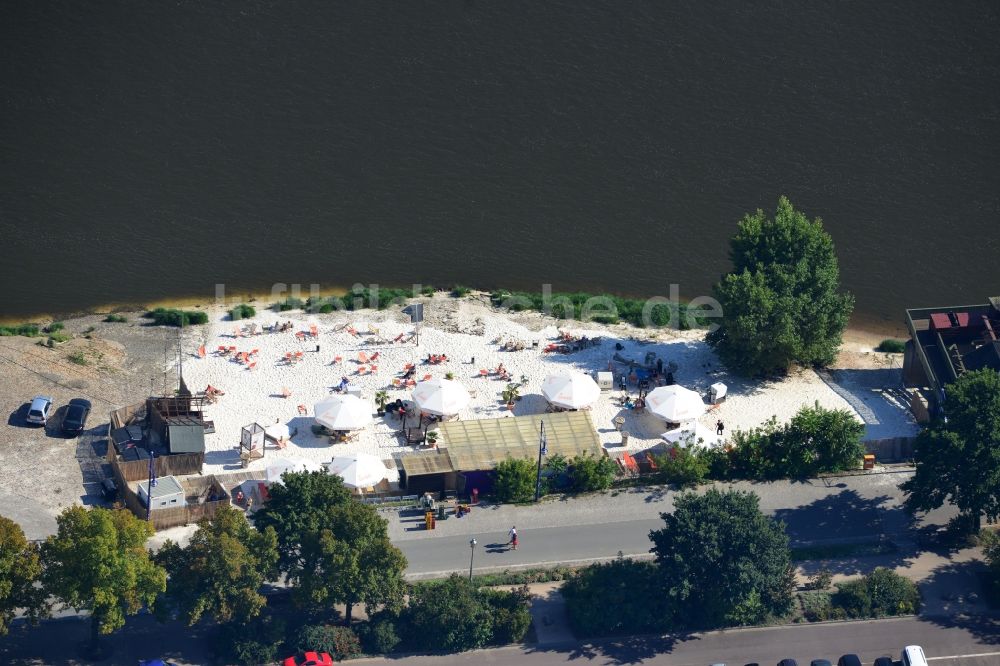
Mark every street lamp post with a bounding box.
[534,420,547,502]
[469,538,477,581]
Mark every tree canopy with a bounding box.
[902,368,1000,532]
[254,471,406,623]
[649,489,794,627]
[41,507,166,649]
[155,504,279,626]
[706,196,854,376]
[0,515,47,635]
[493,457,537,503]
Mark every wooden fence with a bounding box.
[865,436,916,462]
[112,452,205,482]
[117,475,231,531]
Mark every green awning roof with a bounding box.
[440,411,603,471]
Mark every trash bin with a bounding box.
[863,454,876,470]
[437,505,446,520]
[621,431,630,447]
[425,511,435,530]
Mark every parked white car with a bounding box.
[26,396,52,426]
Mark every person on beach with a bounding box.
[716,420,725,436]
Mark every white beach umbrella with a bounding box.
[265,458,323,485]
[314,395,373,431]
[646,385,705,423]
[412,378,470,416]
[661,422,722,449]
[541,371,601,410]
[327,453,389,489]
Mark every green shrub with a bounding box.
[653,443,710,488]
[357,614,401,654]
[799,590,835,621]
[144,308,208,327]
[274,297,306,312]
[877,339,906,354]
[44,322,64,333]
[401,574,495,652]
[832,567,919,618]
[562,558,669,636]
[67,351,89,366]
[211,615,286,666]
[481,585,532,645]
[230,303,256,320]
[296,624,361,661]
[567,453,617,493]
[103,314,127,323]
[451,285,471,297]
[494,457,537,503]
[420,285,436,296]
[0,323,41,337]
[488,290,708,330]
[46,331,71,344]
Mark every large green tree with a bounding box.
[41,507,166,653]
[902,369,1000,532]
[155,504,279,625]
[254,471,406,624]
[649,489,794,627]
[493,457,537,503]
[402,574,495,652]
[299,501,407,624]
[706,196,854,376]
[0,515,47,634]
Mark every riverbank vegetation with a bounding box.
[143,307,208,327]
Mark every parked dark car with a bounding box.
[62,398,92,436]
[811,660,833,666]
[872,658,894,666]
[778,660,799,666]
[838,656,862,666]
[100,477,118,502]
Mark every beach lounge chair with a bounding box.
[295,331,306,341]
[309,324,319,337]
[368,324,379,336]
[346,326,358,337]
[405,379,416,388]
[280,387,291,398]
[197,345,206,358]
[392,378,402,388]
[369,365,378,373]
[358,352,369,364]
[393,333,404,343]
[357,366,368,375]
[247,362,257,371]
[250,348,259,356]
[217,345,228,354]
[228,345,237,353]
[422,374,432,382]
[233,327,242,338]
[369,351,380,361]
[297,404,307,415]
[240,352,250,364]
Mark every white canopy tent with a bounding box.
[660,422,722,449]
[265,458,324,485]
[646,385,705,424]
[412,378,471,416]
[326,453,389,489]
[541,372,601,410]
[314,395,373,431]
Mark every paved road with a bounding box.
[399,518,660,577]
[350,616,1000,666]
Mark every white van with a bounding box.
[901,646,928,666]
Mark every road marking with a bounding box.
[928,652,1000,661]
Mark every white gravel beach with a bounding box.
[178,295,918,483]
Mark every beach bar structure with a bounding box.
[904,296,1000,415]
[397,411,603,495]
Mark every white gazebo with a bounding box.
[646,385,705,424]
[412,378,470,417]
[327,453,389,490]
[661,422,722,449]
[541,372,601,410]
[314,395,373,431]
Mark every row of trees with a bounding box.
[0,470,532,662]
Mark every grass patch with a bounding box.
[144,308,208,327]
[790,540,897,562]
[420,285,436,296]
[47,331,71,344]
[229,303,256,320]
[451,285,471,297]
[0,323,41,337]
[489,290,709,330]
[103,314,128,323]
[877,339,906,353]
[67,351,89,366]
[412,566,580,589]
[44,322,64,333]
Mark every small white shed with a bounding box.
[137,475,186,509]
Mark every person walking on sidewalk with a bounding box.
[508,526,518,550]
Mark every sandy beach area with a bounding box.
[172,294,919,482]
